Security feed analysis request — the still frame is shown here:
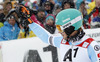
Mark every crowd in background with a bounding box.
[0,0,100,41]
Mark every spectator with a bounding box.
[11,1,18,8]
[22,0,32,9]
[40,0,56,6]
[3,1,12,16]
[36,8,45,24]
[91,11,100,28]
[32,1,38,10]
[87,0,99,14]
[86,0,100,27]
[17,10,46,39]
[76,0,83,10]
[31,13,44,27]
[44,14,56,34]
[79,1,89,29]
[18,24,36,39]
[18,9,45,39]
[44,1,54,14]
[0,15,20,41]
[79,1,87,18]
[53,4,62,16]
[86,0,95,14]
[0,5,5,23]
[54,0,62,6]
[62,0,75,10]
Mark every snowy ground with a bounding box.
[0,49,2,62]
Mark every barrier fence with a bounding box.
[0,28,100,62]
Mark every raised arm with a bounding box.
[29,23,63,48]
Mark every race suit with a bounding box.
[29,23,100,62]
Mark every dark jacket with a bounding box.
[0,21,20,41]
[36,15,45,24]
[44,14,56,34]
[44,24,56,34]
[0,13,5,23]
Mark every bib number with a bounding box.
[63,47,79,61]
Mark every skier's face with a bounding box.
[61,30,79,41]
[61,32,68,40]
[70,30,78,37]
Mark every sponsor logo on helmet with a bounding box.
[63,18,70,23]
[62,15,82,29]
[62,23,71,29]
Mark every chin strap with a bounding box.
[67,29,85,42]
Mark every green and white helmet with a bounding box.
[56,9,83,31]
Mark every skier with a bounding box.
[24,9,100,62]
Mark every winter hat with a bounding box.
[45,14,55,22]
[7,15,16,21]
[0,5,3,10]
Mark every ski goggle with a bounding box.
[56,25,64,33]
[56,15,82,33]
[56,25,75,36]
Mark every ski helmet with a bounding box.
[56,9,83,35]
